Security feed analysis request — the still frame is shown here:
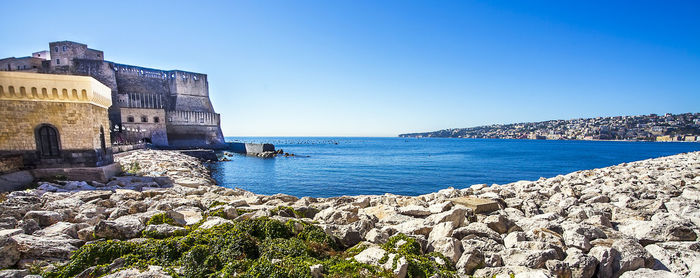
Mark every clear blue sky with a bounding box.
[2,1,699,136]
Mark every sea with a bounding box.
[208,137,700,198]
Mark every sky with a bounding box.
[1,1,699,137]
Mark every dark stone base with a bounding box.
[0,148,114,170]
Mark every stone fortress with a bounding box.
[0,40,225,148]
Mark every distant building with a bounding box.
[0,71,113,171]
[1,40,225,148]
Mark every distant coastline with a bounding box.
[399,112,700,142]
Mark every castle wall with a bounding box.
[0,57,43,72]
[169,71,214,112]
[119,108,168,146]
[166,110,224,148]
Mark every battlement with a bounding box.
[167,110,220,126]
[0,71,112,108]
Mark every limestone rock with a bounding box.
[398,205,432,217]
[483,214,520,234]
[456,249,484,275]
[12,234,82,260]
[198,217,233,229]
[144,224,186,237]
[102,265,172,278]
[23,211,62,227]
[563,248,598,278]
[450,196,500,214]
[644,241,700,276]
[618,268,681,278]
[353,246,386,265]
[94,215,145,240]
[0,229,22,268]
[428,237,463,263]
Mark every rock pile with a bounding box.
[0,150,699,278]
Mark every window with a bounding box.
[36,124,60,157]
[141,116,148,123]
[62,46,67,51]
[54,46,58,52]
[56,59,60,65]
[127,116,134,123]
[153,117,160,123]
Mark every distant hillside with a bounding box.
[399,112,700,141]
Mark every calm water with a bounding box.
[209,137,700,198]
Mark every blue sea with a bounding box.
[208,137,700,198]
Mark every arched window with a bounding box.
[100,126,106,154]
[36,124,60,157]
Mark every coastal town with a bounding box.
[400,113,700,142]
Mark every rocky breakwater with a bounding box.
[0,150,697,277]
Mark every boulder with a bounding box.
[456,249,484,275]
[611,239,655,277]
[644,241,700,276]
[428,237,463,263]
[452,222,503,244]
[618,268,681,278]
[353,246,386,265]
[94,215,145,240]
[0,269,30,278]
[198,217,233,229]
[500,248,560,269]
[563,248,598,278]
[33,222,82,239]
[398,205,431,217]
[427,222,455,243]
[450,197,500,214]
[425,206,467,227]
[12,234,82,260]
[483,214,520,234]
[102,265,172,278]
[322,224,362,248]
[0,229,22,268]
[23,211,62,227]
[144,224,186,237]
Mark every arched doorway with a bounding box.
[36,124,60,157]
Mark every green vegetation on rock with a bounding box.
[44,217,455,278]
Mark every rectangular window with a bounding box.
[56,59,60,65]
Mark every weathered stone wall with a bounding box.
[169,71,213,112]
[0,100,113,167]
[119,108,168,146]
[0,100,109,150]
[0,57,43,72]
[166,125,225,148]
[0,154,23,174]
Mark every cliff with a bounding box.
[0,150,698,277]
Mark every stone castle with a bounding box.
[0,40,225,148]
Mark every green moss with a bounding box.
[146,212,180,226]
[208,200,228,208]
[271,206,304,218]
[45,218,454,278]
[123,162,142,175]
[205,208,227,219]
